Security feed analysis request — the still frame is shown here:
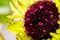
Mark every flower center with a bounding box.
[24,1,59,40]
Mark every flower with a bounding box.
[24,1,59,40]
[7,0,60,40]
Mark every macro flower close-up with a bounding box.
[6,0,60,40]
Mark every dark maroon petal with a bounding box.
[24,1,59,40]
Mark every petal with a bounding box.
[10,2,24,17]
[7,21,24,34]
[54,0,60,13]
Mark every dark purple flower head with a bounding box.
[24,1,59,40]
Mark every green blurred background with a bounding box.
[0,0,12,24]
[0,0,11,6]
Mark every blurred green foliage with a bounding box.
[0,0,11,6]
[0,14,10,24]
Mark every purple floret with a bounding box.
[24,1,59,40]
